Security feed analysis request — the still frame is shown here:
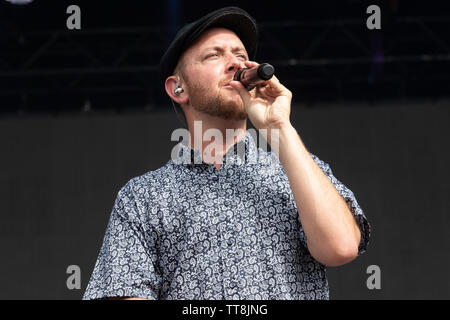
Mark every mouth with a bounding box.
[222,81,234,89]
[220,78,234,87]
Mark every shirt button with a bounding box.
[227,239,233,246]
[230,281,237,288]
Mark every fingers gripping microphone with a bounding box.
[233,63,275,91]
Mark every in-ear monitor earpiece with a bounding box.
[174,76,184,95]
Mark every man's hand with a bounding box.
[230,61,292,132]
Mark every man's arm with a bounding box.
[272,124,361,267]
[82,179,162,300]
[230,62,361,267]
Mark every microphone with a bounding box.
[233,63,275,91]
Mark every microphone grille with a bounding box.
[257,63,275,80]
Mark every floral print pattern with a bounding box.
[83,131,370,300]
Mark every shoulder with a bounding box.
[120,162,177,195]
[113,163,176,220]
[255,149,332,183]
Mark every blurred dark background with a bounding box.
[0,0,449,299]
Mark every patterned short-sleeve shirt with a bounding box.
[83,131,370,300]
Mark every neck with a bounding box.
[185,110,247,170]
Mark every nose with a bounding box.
[226,54,243,74]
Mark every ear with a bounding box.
[165,75,189,105]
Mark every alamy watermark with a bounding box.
[66,5,81,30]
[366,5,381,30]
[65,5,379,31]
[366,264,381,290]
[170,121,280,166]
[66,265,81,290]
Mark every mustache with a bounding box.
[219,77,235,87]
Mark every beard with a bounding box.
[186,80,247,120]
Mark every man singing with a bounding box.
[83,6,370,300]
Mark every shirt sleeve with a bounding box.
[83,178,162,300]
[309,153,371,256]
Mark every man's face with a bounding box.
[179,28,249,120]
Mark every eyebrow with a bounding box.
[202,46,248,57]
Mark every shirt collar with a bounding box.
[173,130,258,167]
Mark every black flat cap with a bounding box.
[159,6,258,84]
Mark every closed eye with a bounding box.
[204,52,247,60]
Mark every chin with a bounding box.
[220,101,246,120]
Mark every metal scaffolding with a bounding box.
[1,15,450,115]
